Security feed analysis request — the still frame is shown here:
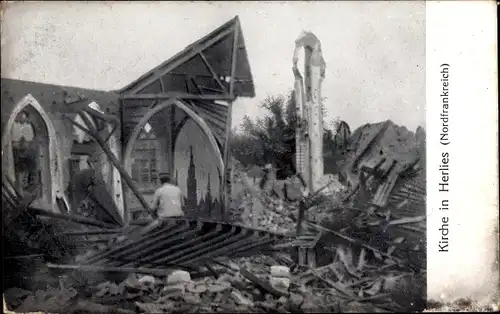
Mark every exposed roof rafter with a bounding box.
[117,16,254,100]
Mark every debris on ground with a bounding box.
[4,255,389,313]
[3,120,432,313]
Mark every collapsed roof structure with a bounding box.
[1,16,255,223]
[3,16,291,298]
[117,16,255,220]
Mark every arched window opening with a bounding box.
[131,123,159,192]
[123,99,225,221]
[66,102,124,219]
[10,107,51,204]
[174,119,221,216]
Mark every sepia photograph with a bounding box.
[1,1,495,313]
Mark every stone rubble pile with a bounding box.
[229,160,351,237]
[4,255,359,313]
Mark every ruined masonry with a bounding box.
[293,32,327,192]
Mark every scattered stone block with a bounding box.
[138,275,156,286]
[162,283,186,294]
[182,293,201,305]
[166,270,191,285]
[157,291,183,302]
[227,261,241,272]
[270,266,291,292]
[136,302,173,313]
[277,295,288,305]
[231,290,254,307]
[123,274,141,290]
[270,266,291,278]
[186,282,208,294]
[270,277,290,291]
[208,281,232,293]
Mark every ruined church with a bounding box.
[1,16,254,223]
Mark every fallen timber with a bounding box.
[49,216,291,274]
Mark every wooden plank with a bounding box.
[221,20,240,219]
[62,229,126,236]
[221,100,233,219]
[199,86,225,93]
[307,221,406,265]
[389,193,426,205]
[199,52,228,93]
[229,19,240,97]
[120,93,235,101]
[296,199,307,265]
[69,113,152,225]
[4,176,22,200]
[194,99,229,116]
[159,77,166,92]
[82,107,119,123]
[103,123,118,144]
[400,185,426,196]
[47,263,175,277]
[372,165,401,207]
[190,78,205,94]
[127,27,235,94]
[191,103,227,129]
[210,126,225,147]
[389,215,426,226]
[184,101,226,141]
[2,183,19,204]
[30,207,119,229]
[239,268,289,298]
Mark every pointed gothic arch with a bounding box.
[1,94,64,211]
[123,99,224,182]
[69,101,125,218]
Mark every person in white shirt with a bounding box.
[150,173,185,219]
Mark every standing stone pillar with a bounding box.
[293,31,326,192]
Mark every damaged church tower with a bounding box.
[293,31,326,192]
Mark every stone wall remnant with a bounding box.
[293,31,326,192]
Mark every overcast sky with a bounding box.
[1,1,425,132]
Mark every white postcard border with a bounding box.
[426,0,498,304]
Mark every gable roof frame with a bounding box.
[117,16,254,101]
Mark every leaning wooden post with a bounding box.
[221,101,233,221]
[296,198,307,265]
[222,20,241,221]
[68,113,152,224]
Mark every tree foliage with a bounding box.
[230,93,297,179]
[230,91,351,179]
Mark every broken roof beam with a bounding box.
[82,106,119,124]
[117,16,254,99]
[220,18,241,218]
[121,27,234,95]
[199,52,228,93]
[228,17,240,98]
[66,111,151,224]
[46,263,176,277]
[30,207,119,229]
[120,92,235,101]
